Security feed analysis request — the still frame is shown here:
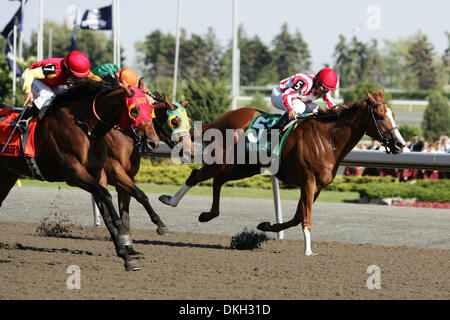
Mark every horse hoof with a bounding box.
[159,195,176,207]
[157,226,172,236]
[198,212,217,223]
[305,251,318,256]
[257,222,271,231]
[118,234,133,246]
[125,260,141,271]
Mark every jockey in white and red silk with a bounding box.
[271,68,339,131]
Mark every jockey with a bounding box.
[18,50,99,131]
[270,67,339,133]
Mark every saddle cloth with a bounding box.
[245,113,300,157]
[0,107,38,158]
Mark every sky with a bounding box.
[1,0,449,73]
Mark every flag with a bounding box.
[1,6,23,76]
[80,5,112,30]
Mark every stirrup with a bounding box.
[16,119,29,134]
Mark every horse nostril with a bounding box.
[396,142,405,149]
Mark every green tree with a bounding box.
[271,23,311,79]
[398,124,422,142]
[220,25,274,85]
[182,77,231,123]
[421,91,449,141]
[406,31,442,90]
[341,81,391,105]
[136,28,223,83]
[443,31,450,87]
[333,35,385,88]
[382,38,412,88]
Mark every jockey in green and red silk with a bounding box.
[18,50,100,131]
[270,68,339,132]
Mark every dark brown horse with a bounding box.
[104,81,193,252]
[159,89,406,255]
[0,78,159,270]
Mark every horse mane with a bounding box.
[313,100,364,121]
[151,90,167,104]
[51,76,121,109]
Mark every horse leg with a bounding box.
[68,166,139,270]
[258,178,318,256]
[198,177,224,222]
[159,165,219,207]
[0,169,19,207]
[116,189,140,256]
[111,164,171,236]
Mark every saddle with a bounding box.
[0,105,44,180]
[245,113,312,156]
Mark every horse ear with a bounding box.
[378,88,384,99]
[138,77,145,91]
[120,83,134,98]
[165,96,177,110]
[180,100,189,108]
[366,88,376,103]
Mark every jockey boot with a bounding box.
[16,104,39,134]
[271,111,294,137]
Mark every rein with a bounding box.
[91,92,146,148]
[368,101,398,154]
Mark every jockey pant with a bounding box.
[21,68,68,110]
[271,87,319,115]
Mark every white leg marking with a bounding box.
[303,227,314,256]
[169,184,190,206]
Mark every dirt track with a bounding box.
[0,220,448,300]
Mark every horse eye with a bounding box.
[375,114,384,120]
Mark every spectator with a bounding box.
[410,135,424,152]
[439,136,450,153]
[436,142,446,153]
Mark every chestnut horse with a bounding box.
[0,78,159,270]
[104,82,193,253]
[159,89,406,255]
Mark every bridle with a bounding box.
[91,92,149,150]
[343,100,398,154]
[367,100,398,154]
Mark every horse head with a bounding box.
[148,89,194,156]
[119,83,159,153]
[363,88,406,154]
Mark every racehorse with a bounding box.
[159,89,406,256]
[0,77,159,270]
[104,79,193,253]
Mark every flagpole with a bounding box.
[112,0,116,65]
[231,0,239,110]
[12,23,17,107]
[117,0,120,68]
[18,0,24,60]
[172,0,182,101]
[48,28,52,58]
[37,0,43,60]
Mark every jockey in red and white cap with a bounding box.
[18,50,99,130]
[271,68,339,132]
